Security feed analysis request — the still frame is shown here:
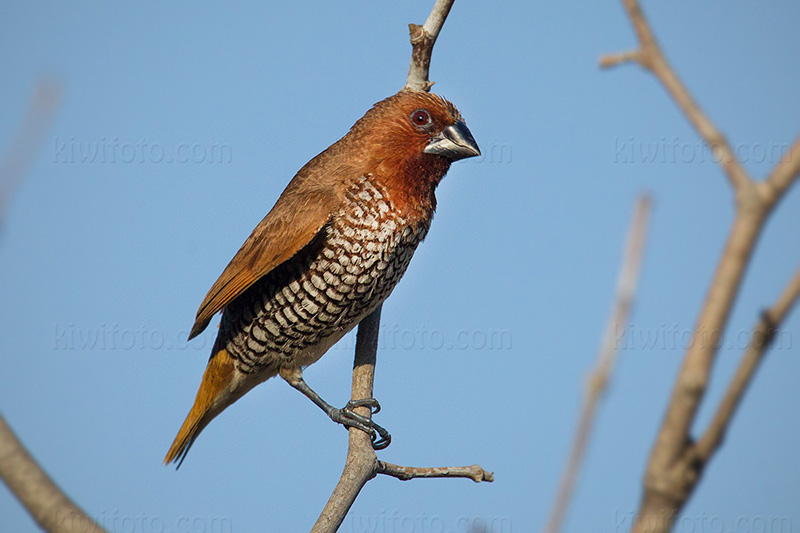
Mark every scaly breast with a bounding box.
[220,175,430,374]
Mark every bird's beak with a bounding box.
[424,120,481,161]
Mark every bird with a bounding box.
[165,89,480,467]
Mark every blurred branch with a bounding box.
[0,80,62,224]
[600,0,750,193]
[544,195,652,533]
[0,415,105,533]
[695,267,800,461]
[0,79,100,533]
[759,136,800,209]
[405,0,455,92]
[600,1,800,532]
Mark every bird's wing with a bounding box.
[188,160,351,340]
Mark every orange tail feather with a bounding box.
[165,348,236,467]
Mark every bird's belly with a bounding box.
[221,176,430,374]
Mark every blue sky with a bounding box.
[1,1,799,532]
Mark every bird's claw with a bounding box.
[330,398,391,450]
[346,397,381,415]
[369,424,391,450]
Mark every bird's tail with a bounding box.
[165,348,237,468]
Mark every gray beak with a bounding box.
[424,120,481,161]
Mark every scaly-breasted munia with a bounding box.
[165,90,479,466]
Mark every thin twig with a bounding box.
[543,195,652,533]
[377,462,493,483]
[695,266,800,461]
[405,0,455,92]
[599,50,641,69]
[0,415,105,533]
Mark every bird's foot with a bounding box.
[282,374,392,450]
[330,398,391,450]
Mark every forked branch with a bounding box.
[600,2,800,532]
[695,267,800,462]
[311,305,492,533]
[600,0,751,193]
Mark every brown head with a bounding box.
[345,90,480,214]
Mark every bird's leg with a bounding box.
[279,367,391,450]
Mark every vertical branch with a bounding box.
[311,306,382,533]
[312,3,494,529]
[544,195,652,533]
[405,0,455,92]
[0,415,105,533]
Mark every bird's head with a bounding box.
[353,90,480,164]
[346,90,479,213]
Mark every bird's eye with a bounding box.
[410,109,432,128]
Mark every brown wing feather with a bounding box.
[188,147,357,340]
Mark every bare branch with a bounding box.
[633,233,794,532]
[598,50,641,69]
[695,266,800,461]
[310,4,494,529]
[0,80,99,533]
[311,306,492,532]
[601,2,800,532]
[311,307,383,533]
[601,0,751,192]
[544,195,652,533]
[405,0,455,92]
[377,462,493,483]
[648,209,765,469]
[0,415,105,533]
[630,150,767,532]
